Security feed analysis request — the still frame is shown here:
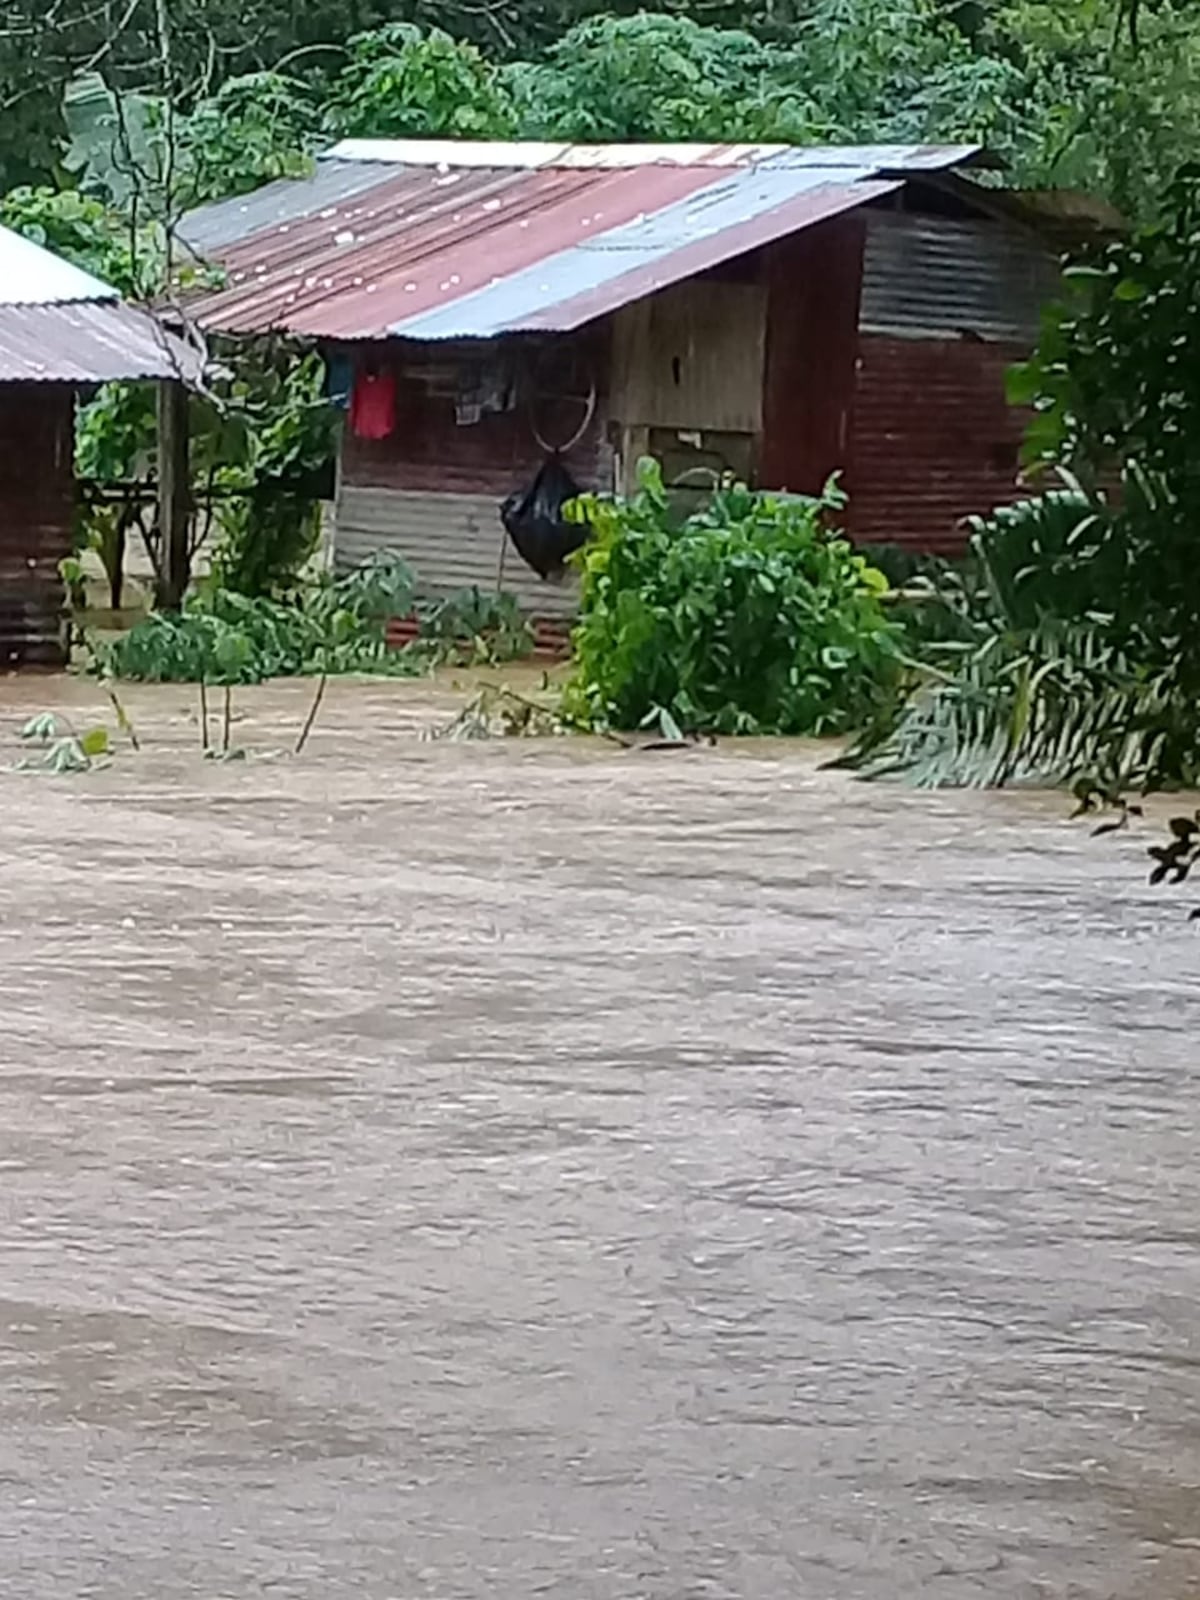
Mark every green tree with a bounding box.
[1009,166,1200,647]
[325,23,518,139]
[987,0,1200,216]
[175,72,320,204]
[506,14,824,142]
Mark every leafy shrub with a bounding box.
[102,557,417,684]
[409,588,534,667]
[964,482,1130,632]
[843,475,1198,789]
[563,461,901,736]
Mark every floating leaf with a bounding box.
[46,737,90,774]
[20,713,59,743]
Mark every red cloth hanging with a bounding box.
[350,365,397,440]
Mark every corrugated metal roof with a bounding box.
[180,139,975,343]
[0,301,202,383]
[395,174,897,339]
[0,222,200,383]
[179,160,396,256]
[0,222,116,306]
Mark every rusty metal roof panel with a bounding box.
[189,162,725,339]
[179,160,395,256]
[391,173,901,339]
[0,301,200,383]
[185,151,913,341]
[0,220,199,383]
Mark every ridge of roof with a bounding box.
[324,138,984,173]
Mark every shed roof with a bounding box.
[0,222,198,383]
[179,139,984,343]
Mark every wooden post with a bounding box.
[156,378,190,610]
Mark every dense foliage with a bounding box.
[103,561,534,682]
[564,462,900,736]
[0,2,1195,217]
[1008,168,1200,654]
[104,557,419,683]
[846,176,1200,792]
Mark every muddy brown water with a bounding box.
[0,674,1198,1599]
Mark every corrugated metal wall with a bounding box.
[847,333,1030,553]
[860,211,1057,340]
[0,387,72,667]
[337,330,609,612]
[759,219,864,494]
[845,208,1052,553]
[336,485,578,618]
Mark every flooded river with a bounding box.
[0,675,1197,1599]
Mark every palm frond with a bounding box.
[841,620,1188,790]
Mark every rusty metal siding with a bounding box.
[847,333,1028,554]
[860,212,1058,341]
[0,387,72,666]
[759,218,865,494]
[335,485,579,618]
[340,331,613,498]
[336,331,609,615]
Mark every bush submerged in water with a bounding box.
[101,556,419,683]
[99,560,538,685]
[562,461,901,736]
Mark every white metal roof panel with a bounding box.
[0,223,117,306]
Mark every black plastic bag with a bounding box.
[500,455,589,581]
